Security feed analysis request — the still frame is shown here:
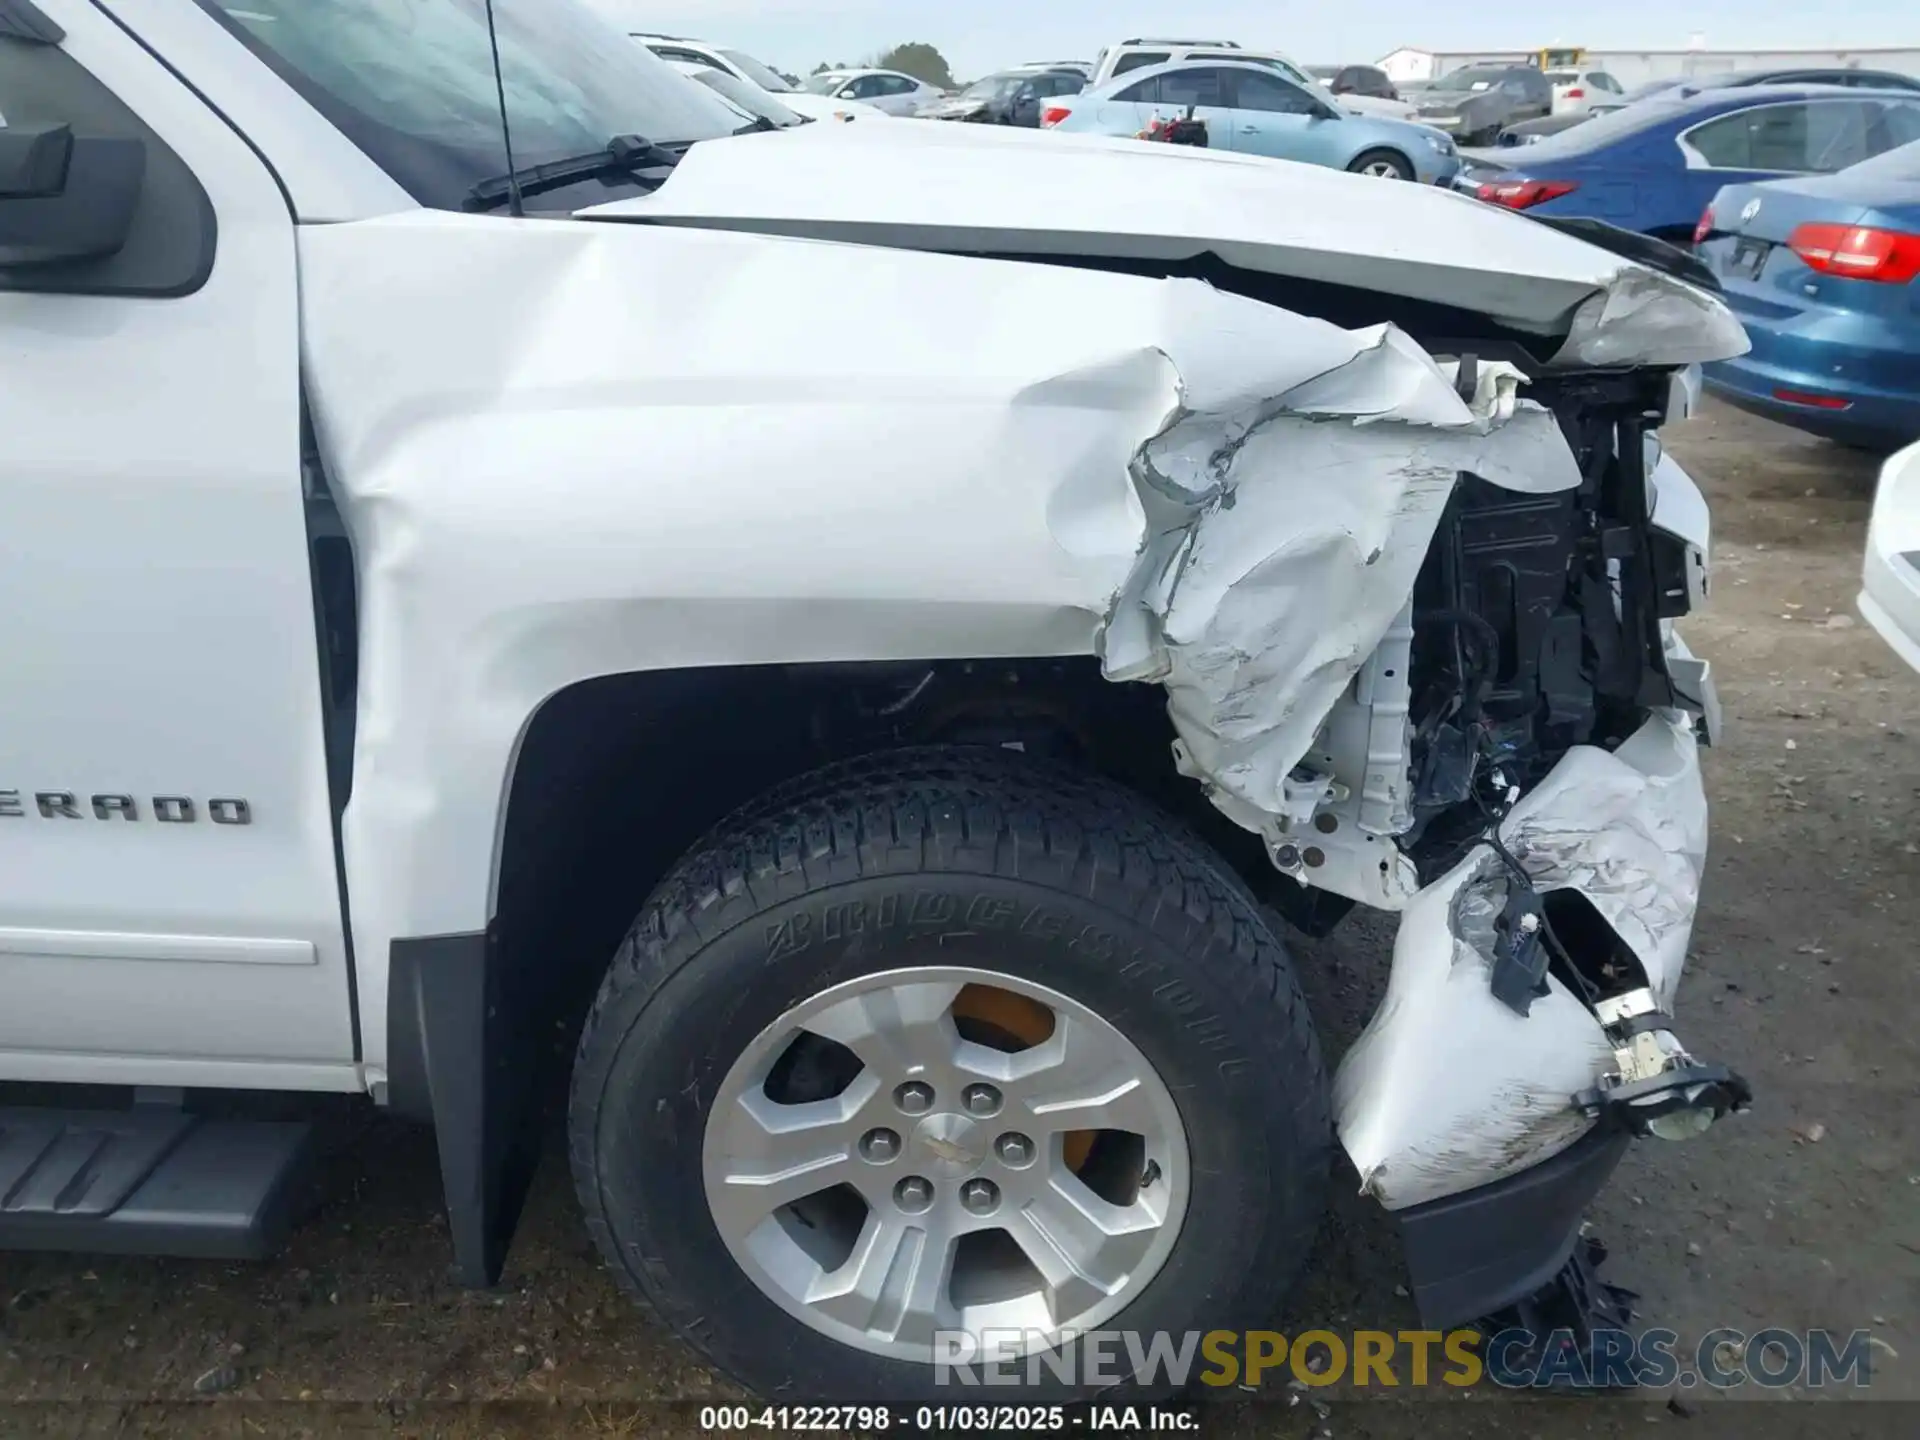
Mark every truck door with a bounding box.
[0,5,356,1084]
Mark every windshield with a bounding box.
[1840,136,1920,181]
[961,74,1024,101]
[689,68,805,126]
[803,73,846,94]
[1431,66,1514,92]
[721,48,795,94]
[192,0,747,211]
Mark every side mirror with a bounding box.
[0,124,145,267]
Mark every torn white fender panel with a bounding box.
[1099,325,1582,835]
[1334,711,1706,1209]
[291,209,1576,1073]
[1506,709,1707,1008]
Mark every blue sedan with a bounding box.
[1043,59,1460,184]
[1452,84,1920,242]
[1696,140,1920,448]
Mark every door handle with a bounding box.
[1240,125,1259,133]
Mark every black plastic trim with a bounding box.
[1395,1126,1632,1328]
[1531,216,1723,294]
[300,399,362,1060]
[0,1107,313,1258]
[0,14,217,298]
[387,928,542,1287]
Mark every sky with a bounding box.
[591,1,1917,81]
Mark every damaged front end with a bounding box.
[1094,274,1752,1337]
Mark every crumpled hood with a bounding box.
[579,122,1746,367]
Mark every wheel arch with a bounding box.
[1349,144,1415,177]
[387,654,1285,1286]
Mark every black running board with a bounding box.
[0,1106,313,1259]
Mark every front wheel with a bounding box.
[1349,148,1415,180]
[568,748,1331,1402]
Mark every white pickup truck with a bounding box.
[2,0,1749,1404]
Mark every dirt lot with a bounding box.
[2,400,1916,1438]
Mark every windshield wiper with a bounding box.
[463,134,685,213]
[732,116,779,134]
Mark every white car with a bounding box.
[5,0,1751,1409]
[665,60,885,124]
[1859,440,1920,672]
[635,36,885,122]
[1547,67,1628,114]
[632,34,802,99]
[1092,39,1415,119]
[803,67,943,116]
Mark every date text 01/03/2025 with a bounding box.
[697,1404,1199,1431]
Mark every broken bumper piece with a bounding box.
[1333,707,1750,1322]
[1395,1126,1629,1330]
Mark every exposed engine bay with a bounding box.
[310,177,1755,1335]
[782,345,1745,1233]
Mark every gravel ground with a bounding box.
[1,399,1915,1438]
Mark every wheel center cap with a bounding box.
[911,1112,986,1179]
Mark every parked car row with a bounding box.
[1448,79,1920,449]
[920,67,1090,127]
[627,29,1917,452]
[1498,66,1920,146]
[1042,59,1459,183]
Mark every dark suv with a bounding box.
[1413,65,1553,145]
[1323,63,1400,102]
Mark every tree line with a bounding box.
[810,43,956,89]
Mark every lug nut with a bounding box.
[961,1178,1001,1216]
[894,1175,934,1214]
[860,1127,901,1163]
[995,1132,1035,1168]
[894,1081,935,1115]
[961,1083,1002,1117]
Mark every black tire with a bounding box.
[1348,147,1415,180]
[568,746,1330,1402]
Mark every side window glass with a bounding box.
[0,29,213,297]
[1234,71,1318,115]
[1747,103,1812,169]
[1881,101,1920,148]
[1111,52,1168,76]
[1804,101,1872,171]
[650,47,708,66]
[1685,110,1754,167]
[1115,76,1159,103]
[1156,67,1229,110]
